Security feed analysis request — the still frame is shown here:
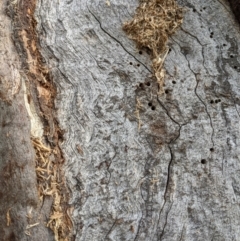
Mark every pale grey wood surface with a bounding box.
[35,0,240,240]
[0,0,239,240]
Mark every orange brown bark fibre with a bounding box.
[7,0,72,240]
[123,0,183,92]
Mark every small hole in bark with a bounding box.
[210,148,214,152]
[230,55,234,58]
[139,83,144,88]
[137,64,140,67]
[139,51,143,55]
[210,100,214,104]
[193,9,196,12]
[215,99,219,103]
[217,99,221,102]
[151,106,156,111]
[169,48,172,52]
[234,66,237,69]
[223,44,227,47]
[146,82,151,86]
[203,7,206,10]
[165,89,169,94]
[172,80,176,84]
[130,62,133,65]
[201,159,207,164]
[148,102,152,107]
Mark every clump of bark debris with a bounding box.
[123,0,183,92]
[32,139,71,241]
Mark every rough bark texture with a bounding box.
[0,1,54,240]
[35,0,240,240]
[1,0,240,240]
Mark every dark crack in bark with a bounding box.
[173,32,215,146]
[87,5,152,74]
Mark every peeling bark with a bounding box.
[0,0,70,240]
[0,1,54,240]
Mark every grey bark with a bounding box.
[36,0,240,240]
[1,0,240,240]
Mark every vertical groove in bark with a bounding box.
[0,0,54,240]
[227,0,240,24]
[5,0,72,240]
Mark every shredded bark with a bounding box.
[7,0,72,240]
[32,139,71,241]
[123,0,183,92]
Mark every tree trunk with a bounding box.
[1,0,240,240]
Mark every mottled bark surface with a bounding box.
[35,0,240,240]
[1,0,240,240]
